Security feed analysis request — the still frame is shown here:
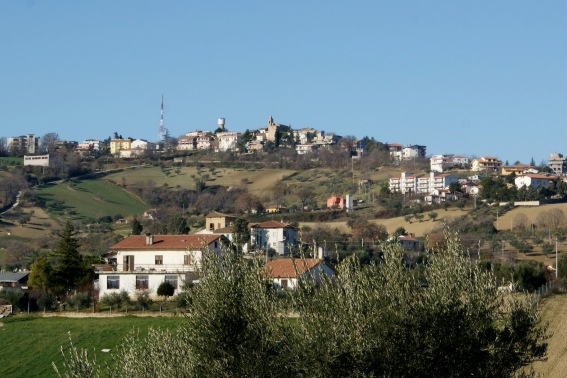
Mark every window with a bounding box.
[123,255,134,272]
[165,275,178,289]
[136,275,149,290]
[155,255,163,265]
[281,279,288,289]
[184,254,192,265]
[107,275,120,289]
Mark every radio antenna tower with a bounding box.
[158,95,166,141]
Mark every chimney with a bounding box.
[145,233,153,245]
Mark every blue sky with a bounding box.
[1,1,566,164]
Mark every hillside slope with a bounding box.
[533,294,567,377]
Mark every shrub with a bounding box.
[100,290,131,309]
[0,289,24,311]
[134,290,153,310]
[65,292,91,310]
[157,281,175,298]
[36,292,56,311]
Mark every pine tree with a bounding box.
[131,217,143,235]
[51,222,87,292]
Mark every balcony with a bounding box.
[101,264,196,273]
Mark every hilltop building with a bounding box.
[548,153,567,175]
[389,172,458,195]
[7,134,40,154]
[471,156,503,172]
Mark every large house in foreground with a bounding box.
[98,234,229,298]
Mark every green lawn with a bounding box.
[0,157,23,167]
[36,179,147,220]
[0,315,185,378]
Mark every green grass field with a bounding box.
[36,179,147,220]
[0,157,23,166]
[0,315,185,378]
[0,292,563,377]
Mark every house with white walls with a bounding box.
[402,145,427,160]
[264,258,334,290]
[430,154,469,172]
[250,220,298,255]
[97,234,229,298]
[471,156,502,172]
[514,174,554,189]
[216,132,241,152]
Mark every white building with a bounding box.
[293,128,317,144]
[295,143,317,155]
[387,143,403,160]
[176,131,212,151]
[98,234,229,298]
[515,174,553,189]
[402,145,427,160]
[23,154,64,168]
[471,156,502,172]
[216,132,241,152]
[250,220,298,256]
[389,172,458,195]
[196,133,215,150]
[264,258,334,290]
[430,154,469,172]
[131,139,159,151]
[76,139,100,151]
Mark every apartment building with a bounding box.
[7,134,40,154]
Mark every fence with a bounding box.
[533,280,566,303]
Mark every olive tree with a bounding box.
[56,230,548,377]
[289,230,548,377]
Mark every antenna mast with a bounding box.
[158,95,166,141]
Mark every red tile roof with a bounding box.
[264,258,323,278]
[252,220,290,229]
[399,235,418,242]
[110,234,222,250]
[521,174,553,180]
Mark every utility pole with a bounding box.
[496,210,499,230]
[556,236,559,279]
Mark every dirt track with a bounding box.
[24,310,182,318]
[533,294,567,377]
